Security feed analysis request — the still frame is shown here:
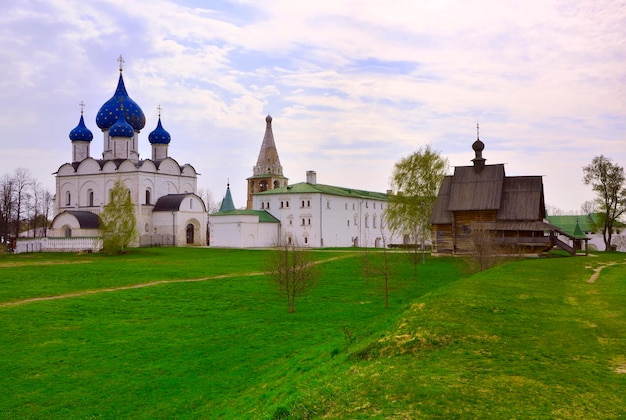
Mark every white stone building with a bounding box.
[209,116,398,248]
[47,59,207,249]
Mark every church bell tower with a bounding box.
[246,115,288,209]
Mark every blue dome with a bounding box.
[96,73,146,132]
[109,113,134,137]
[148,117,171,144]
[69,114,93,142]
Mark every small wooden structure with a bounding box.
[430,138,560,256]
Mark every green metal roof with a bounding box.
[546,215,595,238]
[255,182,389,200]
[209,209,280,223]
[218,185,235,212]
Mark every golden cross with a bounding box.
[118,55,124,71]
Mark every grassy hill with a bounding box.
[0,248,624,418]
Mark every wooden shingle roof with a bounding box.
[448,164,505,211]
[430,165,547,224]
[497,176,545,221]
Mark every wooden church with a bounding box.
[430,136,558,256]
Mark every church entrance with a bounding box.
[186,224,194,244]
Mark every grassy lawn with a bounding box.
[0,248,624,418]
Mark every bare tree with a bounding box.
[267,237,319,313]
[467,223,501,272]
[363,227,394,309]
[580,200,597,215]
[12,168,32,240]
[197,187,220,213]
[546,204,564,216]
[0,174,15,245]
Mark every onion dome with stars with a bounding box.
[96,56,146,132]
[108,113,134,138]
[148,106,171,144]
[69,103,93,142]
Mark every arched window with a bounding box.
[88,190,94,207]
[64,227,72,237]
[66,191,71,206]
[259,180,268,192]
[145,189,151,205]
[273,180,280,189]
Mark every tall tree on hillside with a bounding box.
[386,145,448,273]
[100,178,137,254]
[583,155,626,251]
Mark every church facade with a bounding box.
[47,58,207,248]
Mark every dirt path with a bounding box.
[0,254,354,308]
[587,261,626,283]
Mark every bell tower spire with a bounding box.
[246,114,288,209]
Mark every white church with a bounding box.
[16,57,399,253]
[209,115,399,248]
[46,57,207,250]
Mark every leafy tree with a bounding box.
[100,178,137,254]
[386,145,448,272]
[267,237,318,313]
[582,155,626,251]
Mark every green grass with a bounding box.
[0,249,624,418]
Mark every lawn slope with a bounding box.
[315,254,626,418]
[1,250,624,418]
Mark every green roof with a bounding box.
[255,182,389,200]
[218,185,235,212]
[209,209,280,223]
[546,215,595,238]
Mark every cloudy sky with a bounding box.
[1,0,624,212]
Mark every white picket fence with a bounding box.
[15,237,103,254]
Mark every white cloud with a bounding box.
[0,0,624,212]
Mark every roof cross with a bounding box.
[476,122,480,139]
[79,101,85,114]
[157,104,162,118]
[118,54,124,71]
